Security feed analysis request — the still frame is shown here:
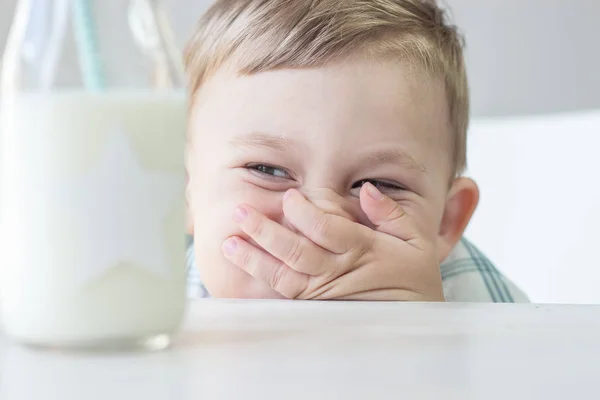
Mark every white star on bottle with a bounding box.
[55,125,183,285]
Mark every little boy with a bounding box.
[184,0,527,302]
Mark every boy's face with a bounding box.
[188,59,460,298]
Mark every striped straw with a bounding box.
[72,0,106,91]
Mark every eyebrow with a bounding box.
[364,149,427,173]
[229,132,296,153]
[230,132,426,173]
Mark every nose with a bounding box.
[297,187,362,223]
[277,188,371,234]
[279,187,363,234]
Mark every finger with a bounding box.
[222,236,309,299]
[233,204,331,276]
[282,189,367,254]
[359,182,422,247]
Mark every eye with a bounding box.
[247,164,292,179]
[351,179,405,194]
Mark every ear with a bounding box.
[436,177,479,261]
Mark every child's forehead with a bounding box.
[191,59,452,168]
[229,130,428,171]
[196,59,448,123]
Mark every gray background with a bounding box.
[1,0,599,118]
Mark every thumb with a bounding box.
[359,182,420,246]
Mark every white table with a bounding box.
[1,300,599,399]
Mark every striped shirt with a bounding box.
[186,237,528,302]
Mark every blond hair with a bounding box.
[185,0,469,175]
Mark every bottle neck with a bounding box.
[2,0,183,93]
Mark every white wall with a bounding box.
[448,0,600,118]
[466,110,600,304]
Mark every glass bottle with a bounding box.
[0,0,187,351]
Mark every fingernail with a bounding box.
[365,182,384,201]
[283,189,294,202]
[234,206,248,223]
[222,238,238,256]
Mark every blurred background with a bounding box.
[1,0,599,304]
[4,0,599,118]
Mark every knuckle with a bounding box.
[386,204,406,223]
[311,214,332,240]
[248,216,265,238]
[240,248,254,270]
[361,230,377,257]
[285,239,304,268]
[267,263,287,291]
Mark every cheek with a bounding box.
[228,188,285,241]
[189,172,286,298]
[398,196,442,240]
[192,173,285,240]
